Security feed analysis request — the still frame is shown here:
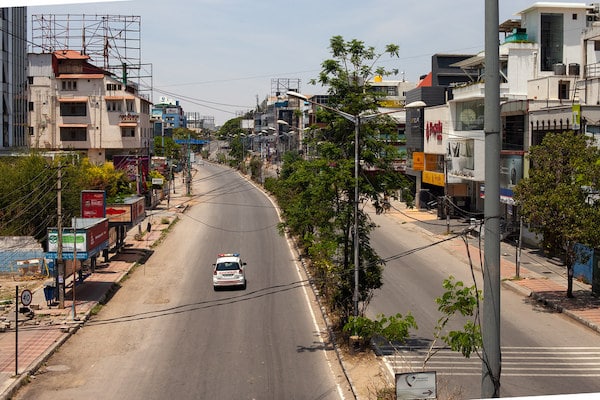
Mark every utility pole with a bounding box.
[57,163,65,309]
[482,0,501,397]
[187,131,191,195]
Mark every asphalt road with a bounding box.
[15,163,346,400]
[367,207,600,399]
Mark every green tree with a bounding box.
[271,36,411,326]
[217,116,244,140]
[153,136,181,159]
[514,131,600,297]
[0,155,135,242]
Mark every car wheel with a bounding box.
[213,286,219,291]
[241,281,246,290]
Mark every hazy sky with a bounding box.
[18,0,588,125]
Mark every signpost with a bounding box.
[395,371,437,400]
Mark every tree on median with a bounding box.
[270,36,412,327]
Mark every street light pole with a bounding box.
[353,118,360,317]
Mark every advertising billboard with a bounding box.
[81,190,106,218]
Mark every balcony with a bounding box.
[119,113,139,127]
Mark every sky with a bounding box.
[12,0,590,126]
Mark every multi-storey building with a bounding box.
[28,50,152,163]
[0,7,27,152]
[407,2,600,227]
[151,97,187,142]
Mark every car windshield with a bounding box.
[216,262,240,271]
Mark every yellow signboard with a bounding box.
[412,152,424,171]
[423,171,445,187]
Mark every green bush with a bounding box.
[343,313,417,344]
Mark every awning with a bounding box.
[118,123,138,127]
[58,97,89,103]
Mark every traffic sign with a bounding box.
[395,371,436,400]
[20,289,32,306]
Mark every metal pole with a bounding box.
[482,0,501,396]
[516,216,523,278]
[353,117,360,318]
[72,220,77,320]
[57,163,65,309]
[161,119,165,155]
[15,286,18,376]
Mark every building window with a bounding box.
[558,80,570,99]
[455,99,484,131]
[126,100,135,112]
[60,127,87,141]
[28,102,34,111]
[121,127,135,137]
[106,83,122,91]
[61,80,78,91]
[502,114,525,151]
[540,13,564,71]
[387,86,398,96]
[106,100,122,112]
[60,102,87,117]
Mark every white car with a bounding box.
[212,253,247,290]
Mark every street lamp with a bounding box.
[287,91,401,317]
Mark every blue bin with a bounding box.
[43,285,56,305]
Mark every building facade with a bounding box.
[407,2,600,226]
[28,50,152,163]
[1,7,27,152]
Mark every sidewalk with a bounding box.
[0,171,194,400]
[383,200,600,333]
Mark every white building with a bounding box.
[419,2,600,216]
[28,50,152,164]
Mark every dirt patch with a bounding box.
[0,273,47,303]
[342,348,395,399]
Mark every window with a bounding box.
[540,13,564,71]
[106,83,122,91]
[126,100,135,112]
[558,80,570,99]
[60,102,87,117]
[28,102,34,111]
[455,100,484,131]
[60,127,87,141]
[502,114,525,151]
[121,127,135,137]
[106,100,122,112]
[61,80,78,91]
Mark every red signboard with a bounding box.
[86,218,109,249]
[426,121,443,142]
[81,190,106,218]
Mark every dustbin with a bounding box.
[43,284,56,306]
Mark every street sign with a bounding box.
[20,289,32,306]
[395,371,436,400]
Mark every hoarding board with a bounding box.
[81,190,106,218]
[46,218,109,260]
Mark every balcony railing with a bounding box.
[119,113,139,124]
